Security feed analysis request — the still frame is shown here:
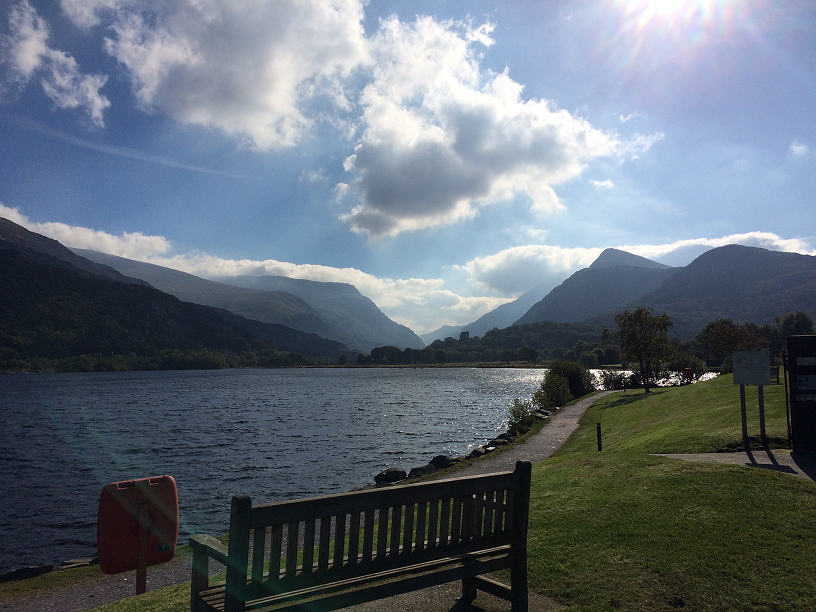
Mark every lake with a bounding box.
[0,367,544,573]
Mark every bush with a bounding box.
[599,369,636,390]
[533,371,573,410]
[508,397,535,430]
[549,359,595,398]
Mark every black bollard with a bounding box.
[597,422,602,452]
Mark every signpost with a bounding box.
[733,351,771,448]
[97,475,178,595]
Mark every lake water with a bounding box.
[0,367,543,573]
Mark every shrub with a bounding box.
[599,369,636,390]
[549,359,595,398]
[532,370,573,410]
[508,397,535,430]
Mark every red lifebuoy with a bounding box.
[97,475,178,574]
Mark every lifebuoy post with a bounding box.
[97,475,178,595]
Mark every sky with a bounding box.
[1,0,815,336]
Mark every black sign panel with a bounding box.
[787,335,816,454]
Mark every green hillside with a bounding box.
[0,249,353,371]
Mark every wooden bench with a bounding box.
[190,461,531,612]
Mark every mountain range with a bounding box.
[4,213,815,368]
[75,249,423,352]
[423,244,816,344]
[1,219,355,365]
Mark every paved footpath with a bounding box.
[2,392,615,612]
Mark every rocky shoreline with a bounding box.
[367,406,555,487]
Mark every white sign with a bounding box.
[733,351,771,386]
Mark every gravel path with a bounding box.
[450,392,615,479]
[2,392,615,612]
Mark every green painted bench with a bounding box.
[190,460,531,612]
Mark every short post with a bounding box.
[740,384,748,450]
[596,423,602,452]
[758,385,766,446]
[136,502,148,595]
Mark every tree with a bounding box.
[776,310,815,341]
[605,307,673,392]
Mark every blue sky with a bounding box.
[1,0,814,335]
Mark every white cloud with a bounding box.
[93,0,367,149]
[619,112,638,123]
[591,179,615,188]
[340,16,623,237]
[789,140,808,156]
[0,203,171,259]
[617,232,816,259]
[2,0,110,125]
[3,0,48,80]
[60,0,121,29]
[458,245,602,296]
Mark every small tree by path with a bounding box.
[605,306,673,392]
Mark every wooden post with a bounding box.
[596,423,602,452]
[510,461,531,612]
[225,495,252,612]
[136,502,148,595]
[758,385,766,446]
[740,384,748,450]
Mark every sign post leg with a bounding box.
[758,385,766,447]
[740,384,748,451]
[136,502,148,595]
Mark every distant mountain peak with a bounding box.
[589,248,670,270]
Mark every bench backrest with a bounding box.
[224,461,531,604]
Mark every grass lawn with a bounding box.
[524,374,816,611]
[55,374,816,611]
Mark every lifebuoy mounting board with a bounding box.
[97,475,178,574]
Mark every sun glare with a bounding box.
[618,0,737,34]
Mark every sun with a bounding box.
[617,0,734,32]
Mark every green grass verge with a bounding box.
[0,564,104,601]
[567,374,789,455]
[523,375,816,610]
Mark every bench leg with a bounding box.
[510,559,528,612]
[460,577,477,603]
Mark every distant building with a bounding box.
[459,331,470,341]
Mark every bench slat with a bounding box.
[362,509,374,564]
[414,501,426,554]
[318,516,331,572]
[403,503,415,554]
[347,512,360,567]
[483,491,494,538]
[428,499,439,549]
[302,520,315,575]
[333,514,346,568]
[450,497,462,544]
[285,523,298,578]
[376,507,388,559]
[268,525,282,581]
[494,489,505,534]
[389,504,402,557]
[252,528,266,582]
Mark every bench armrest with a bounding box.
[189,534,230,567]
